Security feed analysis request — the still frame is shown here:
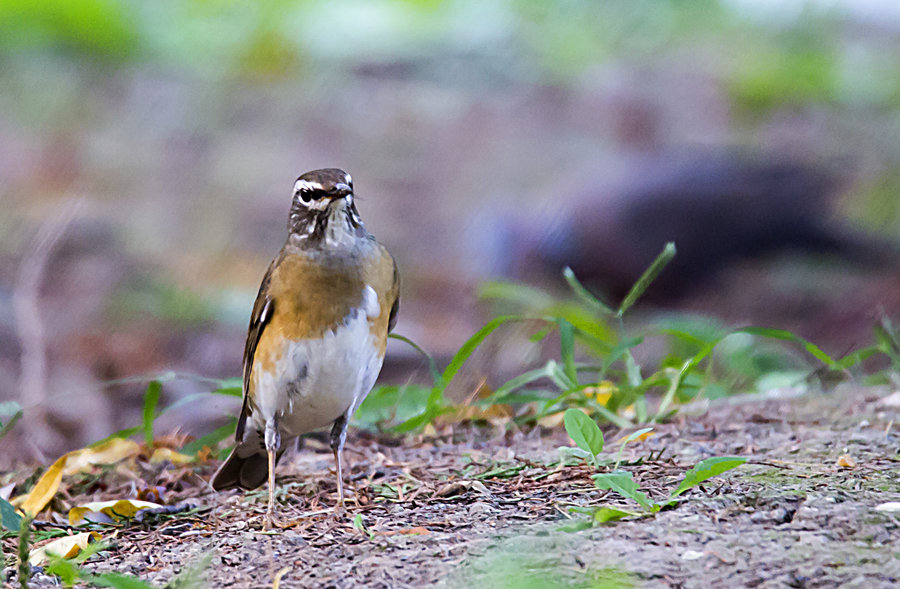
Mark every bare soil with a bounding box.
[9,385,900,588]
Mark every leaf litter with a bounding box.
[2,385,899,588]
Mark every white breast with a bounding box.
[251,299,384,438]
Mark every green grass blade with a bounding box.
[90,572,158,588]
[439,315,525,390]
[613,427,654,471]
[836,346,881,370]
[478,280,556,309]
[0,402,22,441]
[670,456,747,499]
[390,316,528,433]
[209,384,242,397]
[563,408,604,457]
[591,405,634,429]
[389,333,442,384]
[142,380,162,447]
[480,364,553,404]
[563,267,615,316]
[735,327,836,367]
[617,242,676,317]
[624,351,642,388]
[599,336,644,379]
[558,318,578,384]
[181,419,237,456]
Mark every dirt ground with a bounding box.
[9,385,900,588]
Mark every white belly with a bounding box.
[251,307,383,438]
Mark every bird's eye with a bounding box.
[299,190,312,203]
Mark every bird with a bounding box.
[210,168,399,527]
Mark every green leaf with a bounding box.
[566,505,639,526]
[617,242,676,316]
[558,519,594,532]
[670,456,747,499]
[142,380,162,447]
[1,497,22,532]
[563,267,615,316]
[590,506,638,523]
[592,471,655,511]
[558,318,577,384]
[563,409,604,457]
[45,557,79,585]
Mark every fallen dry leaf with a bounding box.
[836,454,856,468]
[17,454,67,517]
[14,438,140,516]
[149,447,193,465]
[63,438,140,475]
[381,526,431,536]
[433,480,490,498]
[69,499,163,526]
[272,566,291,589]
[29,531,101,566]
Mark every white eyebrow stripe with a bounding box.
[344,173,352,185]
[294,179,323,193]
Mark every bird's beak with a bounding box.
[333,183,352,196]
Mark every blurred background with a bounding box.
[3,0,900,460]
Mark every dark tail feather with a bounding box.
[210,446,269,491]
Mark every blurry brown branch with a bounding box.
[12,198,84,461]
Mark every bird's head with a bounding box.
[292,168,354,210]
[288,168,364,244]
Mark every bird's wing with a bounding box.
[387,258,400,333]
[234,255,278,442]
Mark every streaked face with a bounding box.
[292,168,354,211]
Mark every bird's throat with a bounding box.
[288,201,365,248]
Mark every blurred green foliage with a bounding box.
[0,0,138,58]
[356,243,893,433]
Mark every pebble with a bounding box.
[681,550,706,560]
[468,502,492,516]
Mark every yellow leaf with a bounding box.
[636,431,654,441]
[15,438,141,517]
[68,499,162,526]
[272,566,292,589]
[29,531,100,566]
[63,438,140,475]
[584,381,616,405]
[19,454,67,517]
[837,454,856,468]
[149,447,193,465]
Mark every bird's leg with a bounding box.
[329,412,349,511]
[264,418,281,530]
